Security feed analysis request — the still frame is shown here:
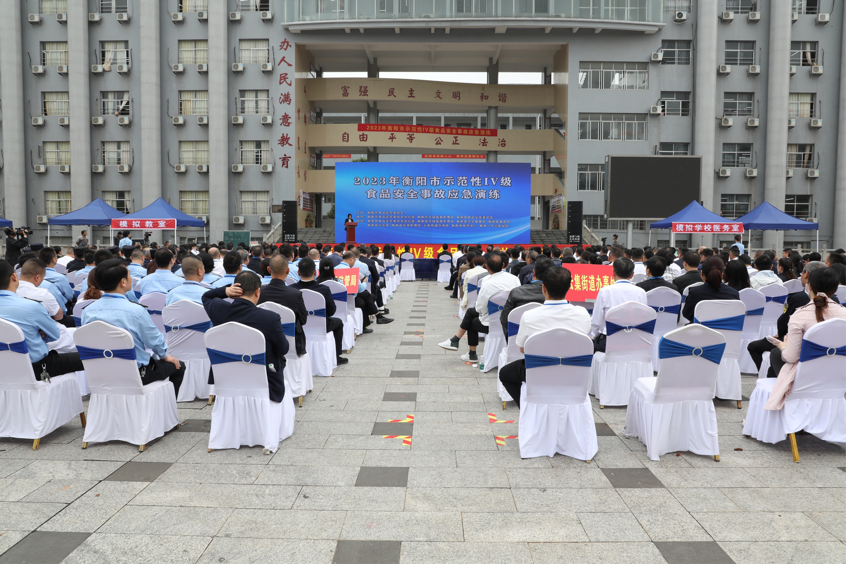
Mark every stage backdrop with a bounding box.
[335,162,531,245]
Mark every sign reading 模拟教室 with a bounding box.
[335,162,531,245]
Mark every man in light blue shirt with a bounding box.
[127,248,148,279]
[139,248,182,296]
[732,234,745,256]
[73,250,96,297]
[39,247,73,303]
[197,252,220,286]
[210,251,242,288]
[166,256,210,306]
[118,231,134,249]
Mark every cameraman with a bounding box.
[4,227,29,265]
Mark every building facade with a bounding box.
[1,0,844,251]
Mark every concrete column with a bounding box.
[693,0,717,216]
[67,0,92,216]
[0,1,27,224]
[139,0,162,207]
[367,102,379,124]
[486,106,498,162]
[208,3,229,241]
[367,58,379,78]
[833,3,846,246]
[487,57,499,85]
[763,4,792,250]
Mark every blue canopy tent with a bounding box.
[0,217,11,228]
[650,201,741,247]
[735,201,819,252]
[46,198,125,246]
[119,198,206,243]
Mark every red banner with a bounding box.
[421,154,487,159]
[559,264,615,302]
[336,270,360,295]
[672,222,743,234]
[323,154,351,158]
[358,123,497,137]
[111,219,176,229]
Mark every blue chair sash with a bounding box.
[307,308,326,318]
[693,315,745,332]
[207,349,266,366]
[332,292,347,303]
[0,340,29,354]
[165,321,212,333]
[440,257,451,263]
[281,322,296,337]
[525,353,594,369]
[658,337,725,365]
[487,302,504,316]
[507,322,520,338]
[402,259,413,263]
[467,283,479,293]
[765,294,788,304]
[650,304,680,315]
[77,345,136,361]
[606,319,656,336]
[146,309,163,316]
[799,341,846,363]
[73,316,83,327]
[746,307,764,316]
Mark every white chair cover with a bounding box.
[301,289,337,376]
[54,263,67,275]
[139,292,167,336]
[623,325,725,460]
[346,292,363,336]
[71,271,87,296]
[646,287,682,371]
[437,255,451,283]
[204,322,295,452]
[74,321,179,448]
[163,300,212,402]
[678,282,703,325]
[285,276,297,286]
[497,302,542,404]
[0,319,83,442]
[758,284,789,339]
[518,328,598,461]
[480,290,509,373]
[738,288,766,374]
[323,280,355,351]
[377,264,389,304]
[400,252,416,281]
[589,302,656,406]
[384,259,398,292]
[257,302,314,399]
[837,285,846,305]
[631,273,647,284]
[783,279,804,294]
[694,299,746,401]
[132,279,142,299]
[460,274,481,320]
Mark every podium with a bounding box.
[344,222,358,246]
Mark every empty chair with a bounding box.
[783,279,804,294]
[758,284,789,339]
[0,318,85,450]
[590,301,656,407]
[437,254,452,283]
[258,302,313,407]
[323,280,355,352]
[400,252,416,281]
[518,328,598,461]
[205,322,295,453]
[301,289,337,376]
[74,321,179,452]
[738,288,766,374]
[163,300,212,402]
[694,299,746,406]
[139,292,167,336]
[646,287,682,370]
[497,302,542,408]
[480,290,510,373]
[623,324,726,461]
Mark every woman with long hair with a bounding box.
[383,246,394,261]
[82,268,102,300]
[724,259,751,291]
[317,257,338,284]
[777,257,797,282]
[682,256,740,322]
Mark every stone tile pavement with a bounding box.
[2,280,846,563]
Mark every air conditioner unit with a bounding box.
[116,64,129,74]
[171,12,184,22]
[261,10,273,20]
[745,168,757,178]
[746,118,760,128]
[59,165,70,174]
[197,11,208,20]
[196,165,208,173]
[261,164,273,173]
[92,116,104,125]
[747,11,760,22]
[792,11,799,22]
[231,164,244,173]
[56,13,67,22]
[650,52,663,62]
[172,63,184,73]
[118,164,131,173]
[720,11,734,21]
[721,116,733,127]
[174,164,187,173]
[172,116,184,125]
[260,115,273,125]
[57,65,68,74]
[811,118,823,128]
[232,116,244,125]
[37,216,49,224]
[786,169,794,178]
[88,13,100,22]
[790,65,797,75]
[232,216,245,225]
[811,65,824,76]
[196,215,208,224]
[808,169,820,178]
[649,105,662,116]
[34,165,47,174]
[718,168,731,178]
[673,11,686,22]
[259,215,272,225]
[28,13,41,24]
[788,118,796,128]
[117,12,129,22]
[229,11,241,21]
[719,64,731,75]
[197,63,208,73]
[232,63,244,73]
[32,117,44,127]
[817,13,830,24]
[197,116,208,125]
[32,65,44,75]
[748,64,761,75]
[58,117,69,127]
[260,62,273,72]
[92,164,104,173]
[92,64,103,73]
[118,116,131,126]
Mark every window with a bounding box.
[790,42,818,66]
[101,91,130,116]
[661,40,691,65]
[41,42,68,66]
[43,142,70,166]
[792,0,819,14]
[658,142,690,155]
[578,62,648,90]
[660,92,690,116]
[179,0,208,11]
[179,141,209,165]
[584,216,647,230]
[100,41,129,68]
[102,141,131,166]
[726,0,755,13]
[240,191,270,215]
[179,91,208,116]
[787,144,814,168]
[239,90,271,115]
[577,164,605,191]
[605,0,648,22]
[45,191,72,216]
[42,92,69,117]
[102,191,131,213]
[722,143,752,167]
[723,92,754,117]
[239,0,270,10]
[664,0,691,11]
[99,0,128,12]
[725,41,755,66]
[720,194,751,219]
[788,93,815,118]
[181,191,210,215]
[239,141,270,165]
[40,0,68,14]
[578,113,647,141]
[178,40,208,65]
[239,40,270,65]
[785,195,812,219]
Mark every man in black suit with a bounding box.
[681,258,740,323]
[517,251,538,285]
[636,256,677,292]
[202,272,287,403]
[247,246,263,274]
[257,255,308,358]
[499,256,552,337]
[359,246,387,312]
[291,258,348,365]
[66,247,87,273]
[672,252,702,294]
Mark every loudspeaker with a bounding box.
[281,201,298,243]
[566,201,583,245]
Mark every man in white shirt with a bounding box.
[56,248,75,268]
[589,258,648,351]
[209,247,225,277]
[750,254,783,290]
[452,245,465,268]
[16,258,77,353]
[459,255,488,310]
[498,265,591,407]
[631,248,647,276]
[439,253,519,362]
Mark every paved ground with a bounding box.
[3,281,846,563]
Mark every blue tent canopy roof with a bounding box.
[735,201,818,231]
[0,217,12,228]
[650,201,739,229]
[47,198,125,226]
[120,198,205,227]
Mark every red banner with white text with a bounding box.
[558,264,615,302]
[672,222,743,234]
[111,219,176,230]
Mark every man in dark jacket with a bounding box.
[66,247,87,273]
[636,256,677,292]
[291,258,348,364]
[672,252,703,294]
[499,256,552,337]
[247,245,263,274]
[257,255,308,357]
[518,251,538,285]
[359,246,387,311]
[202,272,287,403]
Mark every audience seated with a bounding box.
[590,258,647,352]
[499,257,554,338]
[636,256,676,292]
